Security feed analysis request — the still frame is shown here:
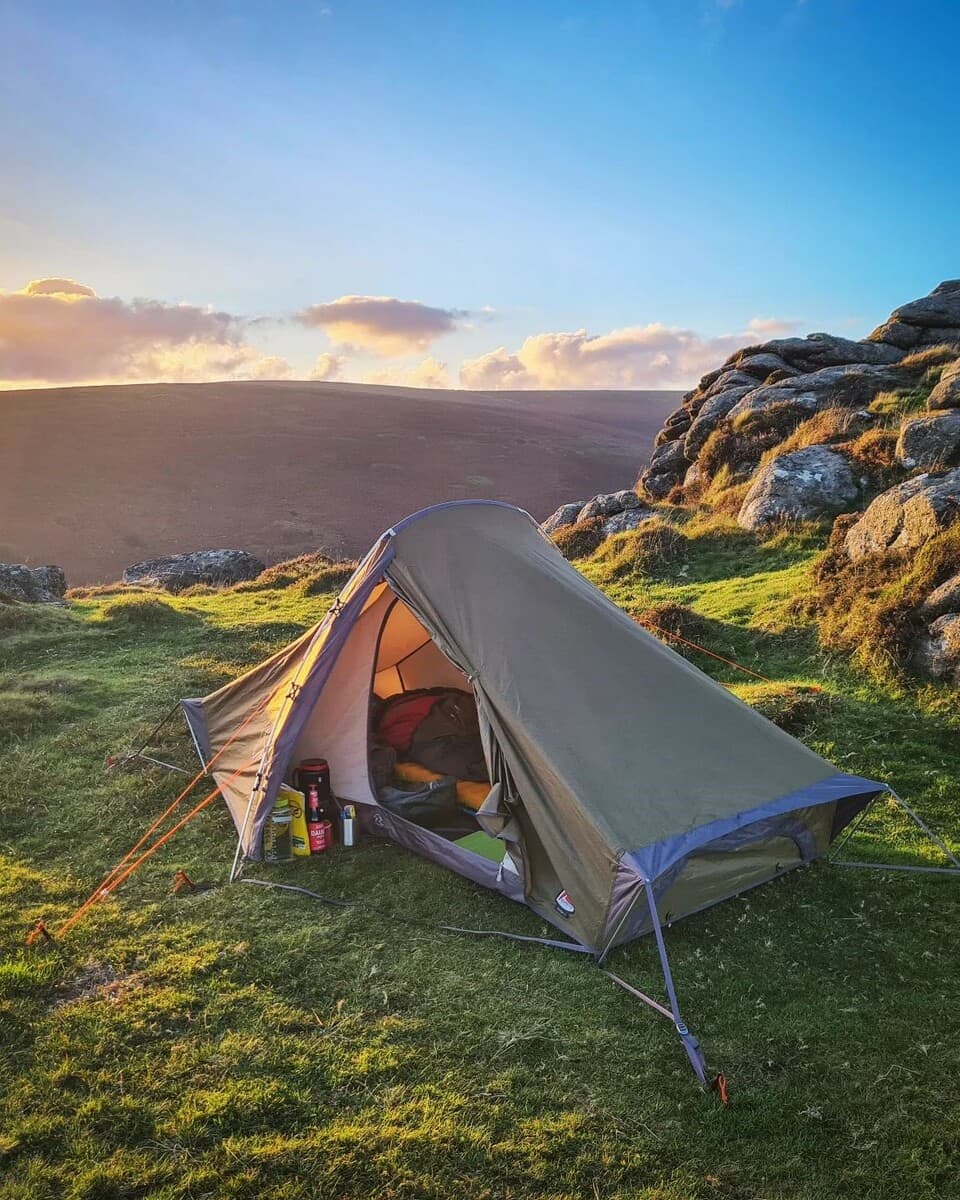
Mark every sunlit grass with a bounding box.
[1,533,958,1198]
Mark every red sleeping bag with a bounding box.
[377,692,443,753]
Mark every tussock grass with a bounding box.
[869,382,933,420]
[65,582,143,599]
[301,561,358,596]
[762,406,862,459]
[94,595,187,630]
[551,517,604,560]
[810,524,960,677]
[0,527,958,1198]
[234,553,357,596]
[0,603,50,634]
[899,342,960,371]
[731,682,833,735]
[589,519,686,582]
[635,600,711,641]
[730,402,804,438]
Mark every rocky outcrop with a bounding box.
[888,279,960,330]
[577,490,642,521]
[601,507,656,536]
[896,410,960,470]
[541,502,586,535]
[919,572,960,620]
[122,550,265,592]
[0,563,67,604]
[638,440,690,500]
[913,613,960,683]
[844,468,960,562]
[683,385,755,458]
[737,447,858,531]
[737,333,903,370]
[541,490,657,546]
[637,281,960,504]
[927,360,960,409]
[725,364,907,424]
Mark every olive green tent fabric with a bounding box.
[386,504,837,851]
[183,501,871,954]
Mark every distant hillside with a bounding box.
[0,380,677,585]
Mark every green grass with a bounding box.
[2,532,959,1199]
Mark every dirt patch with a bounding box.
[52,960,149,1008]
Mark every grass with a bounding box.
[552,517,605,560]
[2,532,959,1199]
[810,524,960,678]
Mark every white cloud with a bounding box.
[309,352,344,381]
[296,294,465,356]
[459,317,803,390]
[745,315,801,338]
[0,277,289,386]
[364,357,451,389]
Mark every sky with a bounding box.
[1,0,959,391]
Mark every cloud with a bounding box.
[309,352,344,381]
[22,277,97,298]
[745,315,801,338]
[0,277,289,385]
[296,294,465,356]
[364,357,451,389]
[459,317,803,391]
[247,355,295,380]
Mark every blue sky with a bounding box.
[1,0,958,388]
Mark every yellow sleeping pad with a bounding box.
[393,761,490,812]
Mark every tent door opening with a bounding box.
[367,592,517,869]
[287,582,523,878]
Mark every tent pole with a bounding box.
[185,717,209,773]
[642,877,710,1088]
[829,861,960,876]
[827,796,877,861]
[229,774,261,883]
[827,789,960,875]
[889,789,960,869]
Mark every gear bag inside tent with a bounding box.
[180,500,894,1081]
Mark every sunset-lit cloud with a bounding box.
[296,295,466,357]
[22,278,97,298]
[0,276,803,391]
[0,277,289,386]
[459,317,802,390]
[364,357,451,389]
[745,315,801,338]
[309,352,344,381]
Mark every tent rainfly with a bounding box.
[181,500,888,1084]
